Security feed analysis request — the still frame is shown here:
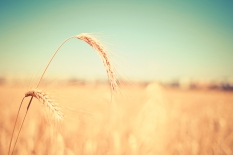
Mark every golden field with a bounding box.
[1,82,233,155]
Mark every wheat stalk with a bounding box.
[76,33,118,92]
[8,89,63,155]
[36,36,75,88]
[8,32,117,155]
[37,33,118,93]
[34,33,117,126]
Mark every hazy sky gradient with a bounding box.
[0,1,233,82]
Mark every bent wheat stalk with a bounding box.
[37,33,118,92]
[36,36,75,88]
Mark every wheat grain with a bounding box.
[76,33,118,92]
[25,89,63,122]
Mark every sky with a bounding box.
[0,0,233,83]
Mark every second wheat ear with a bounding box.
[25,89,63,121]
[8,33,118,155]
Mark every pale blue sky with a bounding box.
[0,1,233,82]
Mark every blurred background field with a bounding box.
[1,81,233,155]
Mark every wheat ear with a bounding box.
[8,89,63,155]
[25,89,63,121]
[76,33,118,92]
[37,34,118,93]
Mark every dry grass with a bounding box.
[1,83,233,154]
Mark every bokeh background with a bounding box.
[1,1,233,155]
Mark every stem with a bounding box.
[8,97,25,155]
[10,96,33,155]
[36,36,76,88]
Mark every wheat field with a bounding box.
[1,82,233,155]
